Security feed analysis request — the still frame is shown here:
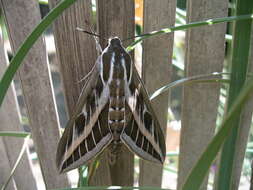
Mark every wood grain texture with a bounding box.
[49,0,97,115]
[0,138,16,190]
[49,0,105,185]
[228,25,253,190]
[177,0,228,189]
[1,0,69,188]
[94,0,135,186]
[140,0,176,186]
[0,32,36,190]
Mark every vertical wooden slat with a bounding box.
[140,0,176,186]
[177,0,228,189]
[0,32,36,190]
[48,0,102,184]
[94,0,135,185]
[1,0,69,188]
[48,0,97,115]
[228,25,253,190]
[0,138,16,190]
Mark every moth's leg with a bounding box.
[77,69,93,84]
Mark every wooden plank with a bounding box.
[93,0,135,186]
[228,25,253,190]
[0,138,16,190]
[1,0,69,188]
[177,0,228,189]
[48,0,97,115]
[48,0,106,185]
[0,31,36,190]
[140,0,176,186]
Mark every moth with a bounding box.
[56,37,166,173]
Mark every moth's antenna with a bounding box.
[76,20,104,54]
[76,27,101,38]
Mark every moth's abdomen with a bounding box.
[108,79,126,140]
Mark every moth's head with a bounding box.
[108,37,122,49]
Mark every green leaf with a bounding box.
[78,166,88,187]
[150,72,230,100]
[181,76,253,190]
[217,0,253,189]
[126,14,253,52]
[0,0,78,107]
[0,131,30,138]
[52,186,172,190]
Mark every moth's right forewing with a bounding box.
[56,56,111,173]
[122,64,166,164]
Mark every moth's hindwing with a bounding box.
[121,64,166,164]
[56,57,112,173]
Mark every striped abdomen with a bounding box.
[108,62,126,141]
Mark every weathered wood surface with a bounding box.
[177,0,228,189]
[49,0,103,185]
[49,0,97,115]
[0,138,16,190]
[94,0,135,186]
[229,25,253,190]
[0,32,36,190]
[140,0,176,186]
[1,0,69,188]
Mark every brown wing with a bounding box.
[121,64,166,164]
[56,57,112,173]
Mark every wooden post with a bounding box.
[177,0,228,189]
[1,0,69,188]
[0,30,36,190]
[49,0,102,184]
[0,138,16,190]
[140,0,176,186]
[93,0,135,185]
[48,0,97,115]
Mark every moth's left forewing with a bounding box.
[122,61,166,164]
[56,56,112,173]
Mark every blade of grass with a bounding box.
[1,135,30,190]
[78,166,88,187]
[180,76,253,190]
[126,14,253,52]
[217,0,253,189]
[150,72,230,100]
[0,0,78,107]
[0,131,30,138]
[52,186,173,190]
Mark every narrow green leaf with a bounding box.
[164,167,177,174]
[38,0,48,5]
[126,14,253,52]
[0,131,30,138]
[150,72,230,100]
[0,0,78,107]
[181,77,253,190]
[217,1,253,189]
[52,186,173,190]
[1,135,30,190]
[78,166,88,187]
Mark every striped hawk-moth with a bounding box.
[56,37,166,173]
